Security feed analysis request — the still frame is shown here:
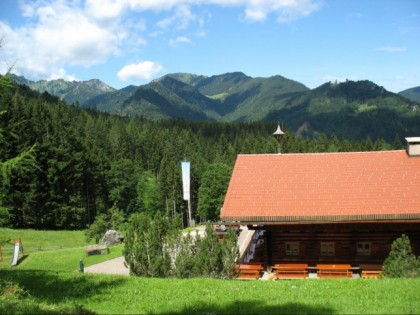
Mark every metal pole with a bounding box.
[188,199,193,227]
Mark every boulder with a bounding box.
[102,230,124,246]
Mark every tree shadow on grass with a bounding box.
[175,300,336,315]
[0,270,126,303]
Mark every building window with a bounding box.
[321,242,335,256]
[285,242,299,255]
[357,242,371,256]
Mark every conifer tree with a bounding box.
[193,224,223,277]
[383,234,420,278]
[220,227,240,279]
[123,213,171,277]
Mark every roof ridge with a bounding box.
[238,150,406,157]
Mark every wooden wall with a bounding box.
[250,222,420,266]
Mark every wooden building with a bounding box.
[221,138,420,267]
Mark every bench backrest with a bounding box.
[274,264,308,269]
[359,264,382,271]
[316,264,351,269]
[238,264,263,270]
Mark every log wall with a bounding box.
[254,222,420,266]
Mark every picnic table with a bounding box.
[272,263,309,279]
[237,263,264,280]
[316,264,355,278]
[359,264,382,278]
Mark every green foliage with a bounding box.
[192,224,223,277]
[85,214,108,244]
[108,205,125,231]
[124,218,239,279]
[123,213,171,277]
[136,171,163,214]
[0,279,27,299]
[383,234,420,278]
[15,72,419,143]
[106,159,141,214]
[84,205,126,244]
[0,81,403,230]
[399,86,420,102]
[221,227,240,279]
[11,74,115,105]
[197,163,232,221]
[171,232,196,278]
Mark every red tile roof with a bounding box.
[221,151,420,223]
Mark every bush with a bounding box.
[124,217,239,279]
[123,213,171,277]
[0,280,27,299]
[85,206,126,244]
[85,214,108,244]
[383,234,420,278]
[193,224,224,277]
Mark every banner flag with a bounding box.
[181,161,190,201]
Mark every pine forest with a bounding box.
[0,80,404,230]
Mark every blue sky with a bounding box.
[0,0,419,93]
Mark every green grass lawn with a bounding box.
[1,270,419,314]
[1,229,420,314]
[0,228,123,270]
[1,228,87,248]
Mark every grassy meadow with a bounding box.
[1,229,420,314]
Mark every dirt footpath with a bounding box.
[84,256,129,276]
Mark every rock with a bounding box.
[102,230,124,246]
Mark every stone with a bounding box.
[102,230,124,246]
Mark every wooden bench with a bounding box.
[316,264,352,278]
[273,264,308,279]
[359,264,382,278]
[85,244,109,256]
[237,263,264,280]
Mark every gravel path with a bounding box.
[84,256,129,276]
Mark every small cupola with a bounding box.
[405,137,420,157]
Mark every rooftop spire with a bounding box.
[273,123,285,154]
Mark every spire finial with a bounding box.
[273,123,285,154]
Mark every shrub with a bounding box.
[193,224,224,277]
[123,213,171,277]
[124,218,240,279]
[0,280,27,299]
[383,234,420,278]
[220,227,240,279]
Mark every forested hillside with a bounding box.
[399,86,420,103]
[14,73,420,142]
[265,81,420,142]
[0,80,403,230]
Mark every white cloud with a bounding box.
[87,0,322,24]
[1,0,321,81]
[170,36,191,46]
[157,4,196,29]
[117,61,164,81]
[375,46,407,53]
[85,0,127,21]
[0,1,124,80]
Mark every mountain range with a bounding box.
[11,73,420,141]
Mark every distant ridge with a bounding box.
[11,72,420,141]
[399,86,420,103]
[11,75,115,105]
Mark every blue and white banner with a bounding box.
[181,161,190,201]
